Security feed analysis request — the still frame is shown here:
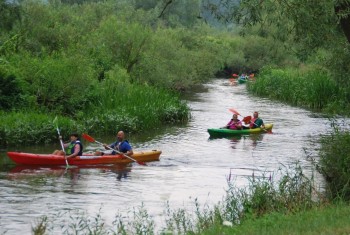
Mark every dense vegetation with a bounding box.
[0,0,296,146]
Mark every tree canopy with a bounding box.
[205,0,350,56]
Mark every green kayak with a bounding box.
[207,123,273,138]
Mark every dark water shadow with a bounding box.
[7,164,132,181]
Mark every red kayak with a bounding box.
[7,150,162,166]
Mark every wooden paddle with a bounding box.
[82,133,146,166]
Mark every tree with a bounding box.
[0,0,21,32]
[204,0,350,52]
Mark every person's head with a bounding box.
[253,111,259,118]
[232,114,238,120]
[116,131,125,141]
[70,133,79,141]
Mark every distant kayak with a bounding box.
[7,150,162,166]
[238,78,247,84]
[207,124,273,138]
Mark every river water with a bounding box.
[0,79,340,234]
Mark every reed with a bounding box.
[247,66,342,113]
[318,124,350,201]
[31,164,324,234]
[0,83,189,146]
[77,79,190,135]
[0,111,79,146]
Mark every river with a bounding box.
[0,79,338,234]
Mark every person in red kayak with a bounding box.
[250,111,265,129]
[52,133,83,158]
[226,114,243,130]
[95,130,133,156]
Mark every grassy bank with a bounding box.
[246,66,350,115]
[203,202,350,235]
[0,84,189,146]
[29,164,332,235]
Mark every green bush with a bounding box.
[0,69,23,110]
[318,126,350,201]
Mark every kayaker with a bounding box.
[250,111,265,129]
[52,133,83,158]
[95,130,134,156]
[226,114,243,130]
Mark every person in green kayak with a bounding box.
[250,111,265,129]
[226,114,243,130]
[52,133,83,158]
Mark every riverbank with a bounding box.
[203,202,350,235]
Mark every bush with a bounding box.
[318,124,350,201]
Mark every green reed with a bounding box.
[247,66,343,113]
[31,163,322,235]
[77,78,190,136]
[0,83,189,146]
[318,122,350,201]
[0,111,81,146]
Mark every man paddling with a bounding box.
[250,111,265,129]
[95,131,133,156]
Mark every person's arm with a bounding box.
[125,149,133,156]
[103,142,114,150]
[67,144,81,158]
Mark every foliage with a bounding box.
[318,122,350,201]
[0,0,21,32]
[0,111,80,146]
[246,66,348,114]
[206,0,344,57]
[135,0,203,28]
[30,164,322,234]
[0,68,23,110]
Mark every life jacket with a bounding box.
[112,140,131,153]
[250,118,257,128]
[67,140,83,156]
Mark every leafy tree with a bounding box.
[0,0,21,32]
[135,0,203,27]
[204,0,350,57]
[0,70,22,110]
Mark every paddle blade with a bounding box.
[243,116,252,124]
[82,133,95,143]
[137,161,147,166]
[229,108,240,116]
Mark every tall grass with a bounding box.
[31,164,323,234]
[246,66,346,114]
[0,84,189,146]
[317,122,350,201]
[80,77,190,135]
[0,111,80,146]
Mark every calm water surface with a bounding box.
[0,79,342,234]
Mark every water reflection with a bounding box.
[208,133,267,149]
[7,164,132,182]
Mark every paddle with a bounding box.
[53,117,70,168]
[82,133,146,166]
